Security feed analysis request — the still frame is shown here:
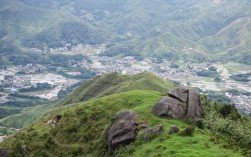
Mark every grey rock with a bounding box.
[152,96,186,119]
[153,87,203,122]
[144,124,163,140]
[169,125,179,134]
[21,145,26,157]
[186,91,203,121]
[107,111,138,154]
[168,87,188,103]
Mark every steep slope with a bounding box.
[58,72,174,106]
[1,90,250,156]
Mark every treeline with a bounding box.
[226,89,251,96]
[0,107,21,119]
[196,66,219,77]
[58,68,95,80]
[7,53,87,68]
[230,73,251,82]
[9,93,47,100]
[58,81,82,98]
[19,83,53,92]
[0,127,17,136]
[2,92,48,108]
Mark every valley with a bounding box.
[0,1,251,155]
[1,44,250,117]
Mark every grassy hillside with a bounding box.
[58,72,174,106]
[0,103,53,128]
[1,90,250,156]
[0,93,50,129]
[0,72,173,129]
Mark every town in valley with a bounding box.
[1,43,251,116]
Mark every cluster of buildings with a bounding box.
[226,93,251,115]
[1,43,250,114]
[0,64,78,101]
[76,48,251,115]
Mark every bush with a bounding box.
[201,96,251,155]
[219,104,241,120]
[179,126,195,136]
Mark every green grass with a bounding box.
[0,103,53,128]
[58,72,174,106]
[125,132,241,157]
[1,90,243,157]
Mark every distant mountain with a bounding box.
[0,0,107,50]
[1,0,251,64]
[101,0,251,64]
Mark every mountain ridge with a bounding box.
[0,72,250,156]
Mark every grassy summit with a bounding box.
[1,73,250,157]
[58,72,174,106]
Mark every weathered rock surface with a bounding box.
[21,145,26,157]
[169,125,179,134]
[168,87,188,102]
[47,115,62,128]
[107,111,140,153]
[144,124,163,140]
[152,96,186,119]
[0,148,11,157]
[152,87,203,122]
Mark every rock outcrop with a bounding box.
[0,148,11,157]
[144,124,163,140]
[47,115,62,128]
[107,111,146,153]
[152,87,203,122]
[169,125,179,134]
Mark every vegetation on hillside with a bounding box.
[58,72,174,106]
[1,89,250,156]
[1,0,251,65]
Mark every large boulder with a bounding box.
[152,87,203,122]
[107,111,140,153]
[186,89,203,120]
[152,97,186,119]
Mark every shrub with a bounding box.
[179,126,195,136]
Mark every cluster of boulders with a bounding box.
[152,87,203,122]
[107,87,203,153]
